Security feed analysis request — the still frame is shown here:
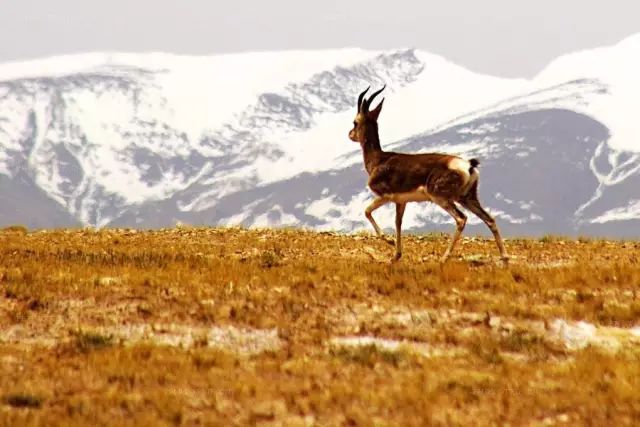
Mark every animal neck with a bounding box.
[361,125,384,175]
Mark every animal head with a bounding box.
[349,85,385,143]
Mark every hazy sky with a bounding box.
[1,0,639,77]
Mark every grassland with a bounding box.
[1,226,639,426]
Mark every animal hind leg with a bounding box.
[459,196,509,265]
[365,197,394,246]
[433,198,467,263]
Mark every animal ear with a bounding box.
[368,98,384,120]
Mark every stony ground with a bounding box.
[0,226,639,426]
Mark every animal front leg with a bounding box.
[392,203,406,262]
[364,197,393,246]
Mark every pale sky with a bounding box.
[1,0,639,77]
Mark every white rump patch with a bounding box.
[448,157,479,194]
[447,157,472,178]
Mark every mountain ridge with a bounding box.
[1,35,639,235]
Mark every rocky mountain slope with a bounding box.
[1,35,640,236]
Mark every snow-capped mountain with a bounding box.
[1,34,640,236]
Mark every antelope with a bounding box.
[349,85,509,265]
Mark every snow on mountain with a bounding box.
[1,35,640,235]
[439,33,640,153]
[535,33,640,153]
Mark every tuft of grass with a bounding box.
[498,328,558,360]
[2,225,28,234]
[259,249,282,268]
[539,234,560,243]
[3,393,43,409]
[467,338,504,365]
[329,343,405,367]
[73,330,114,352]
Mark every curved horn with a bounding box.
[357,86,370,112]
[363,84,386,112]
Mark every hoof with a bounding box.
[390,253,402,263]
[381,236,395,246]
[500,256,510,267]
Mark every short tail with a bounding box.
[469,158,480,174]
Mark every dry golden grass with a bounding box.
[1,226,639,426]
